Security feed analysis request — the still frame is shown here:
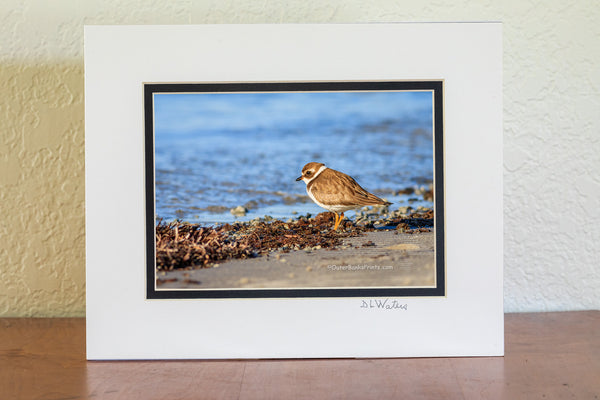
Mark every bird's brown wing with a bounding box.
[309,169,391,206]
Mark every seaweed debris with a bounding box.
[155,209,433,271]
[391,209,434,233]
[156,221,255,271]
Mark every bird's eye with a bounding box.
[306,171,312,176]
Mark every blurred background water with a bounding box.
[154,90,434,225]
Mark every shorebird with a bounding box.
[296,162,391,230]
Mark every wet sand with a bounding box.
[157,230,435,289]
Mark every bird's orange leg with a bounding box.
[333,212,344,230]
[333,213,341,230]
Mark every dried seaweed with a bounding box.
[155,221,254,271]
[155,210,433,270]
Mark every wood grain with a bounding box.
[1,312,598,399]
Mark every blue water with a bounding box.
[154,91,434,224]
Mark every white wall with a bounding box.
[1,0,598,315]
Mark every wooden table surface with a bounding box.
[1,311,598,399]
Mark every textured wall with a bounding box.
[1,1,598,316]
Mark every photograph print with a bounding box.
[144,81,444,299]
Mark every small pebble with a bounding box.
[230,205,248,216]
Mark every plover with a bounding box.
[296,162,391,230]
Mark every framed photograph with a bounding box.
[145,80,445,299]
[85,24,503,359]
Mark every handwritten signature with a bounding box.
[360,299,407,310]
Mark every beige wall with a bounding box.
[1,1,599,316]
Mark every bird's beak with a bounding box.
[295,176,303,181]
